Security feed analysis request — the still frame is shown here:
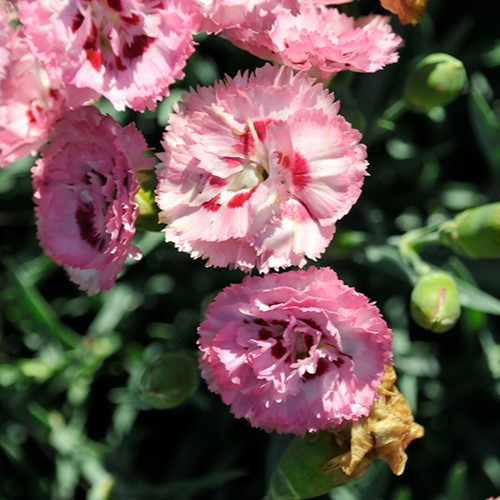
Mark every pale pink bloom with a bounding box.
[0,10,10,80]
[33,106,154,294]
[197,0,298,32]
[156,64,367,272]
[198,267,393,434]
[222,4,403,79]
[18,0,201,111]
[0,22,70,167]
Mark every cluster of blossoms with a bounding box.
[1,0,423,465]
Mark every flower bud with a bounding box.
[140,353,200,409]
[265,432,354,500]
[410,272,461,333]
[265,367,424,499]
[440,202,500,258]
[134,170,162,231]
[404,53,467,112]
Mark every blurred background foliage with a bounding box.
[1,0,499,498]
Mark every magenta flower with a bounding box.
[18,0,201,111]
[33,106,154,294]
[156,64,367,272]
[198,267,393,435]
[221,3,402,79]
[0,20,70,167]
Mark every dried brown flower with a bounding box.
[325,366,424,477]
[380,0,429,25]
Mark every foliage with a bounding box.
[1,0,499,498]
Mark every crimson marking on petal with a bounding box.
[333,357,345,368]
[121,13,140,25]
[72,11,84,32]
[115,55,127,71]
[279,151,311,191]
[304,334,314,351]
[208,175,227,187]
[270,319,288,328]
[203,194,221,212]
[107,0,122,11]
[49,88,60,100]
[258,328,273,340]
[227,187,256,209]
[303,358,329,381]
[301,318,321,331]
[26,109,36,124]
[223,157,243,168]
[235,119,274,156]
[83,24,102,71]
[76,203,106,251]
[254,318,268,326]
[123,34,155,60]
[271,340,287,359]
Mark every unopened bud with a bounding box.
[134,169,162,231]
[440,202,500,258]
[141,353,200,409]
[410,272,461,333]
[265,432,353,500]
[404,53,467,112]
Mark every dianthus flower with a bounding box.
[221,4,402,79]
[197,0,298,33]
[33,106,154,294]
[156,64,367,272]
[198,267,393,435]
[18,0,201,111]
[0,19,70,167]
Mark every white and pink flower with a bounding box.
[0,19,70,167]
[156,64,367,272]
[198,267,393,434]
[197,0,299,32]
[18,0,201,111]
[33,106,154,294]
[219,3,402,79]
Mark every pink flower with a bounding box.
[0,21,70,167]
[222,4,402,79]
[18,0,201,111]
[32,106,154,294]
[156,64,367,272]
[198,267,393,434]
[197,0,298,32]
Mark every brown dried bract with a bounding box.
[380,0,429,25]
[325,366,424,477]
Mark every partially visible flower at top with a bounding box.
[156,64,367,272]
[198,267,393,435]
[18,0,201,111]
[221,3,403,80]
[197,0,299,32]
[0,19,71,167]
[33,106,154,294]
[325,365,424,477]
[0,9,11,80]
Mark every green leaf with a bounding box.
[454,276,500,315]
[468,73,500,173]
[5,263,80,348]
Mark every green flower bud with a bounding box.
[140,353,200,409]
[265,433,353,500]
[404,53,467,112]
[410,272,461,333]
[134,169,163,231]
[440,202,500,258]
